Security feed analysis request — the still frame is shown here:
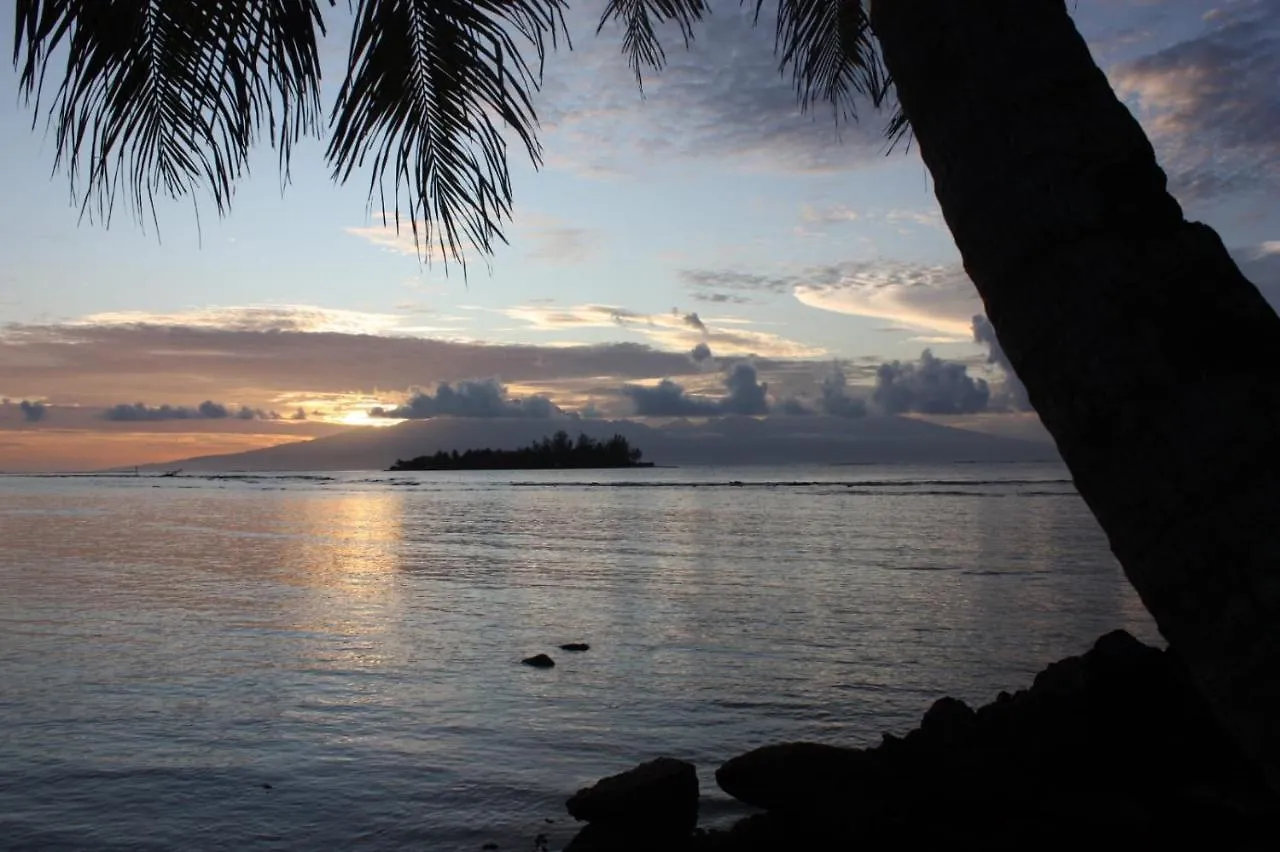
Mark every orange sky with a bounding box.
[0,429,313,473]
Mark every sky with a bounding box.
[0,0,1277,470]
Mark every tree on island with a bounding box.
[390,431,648,470]
[13,0,1280,784]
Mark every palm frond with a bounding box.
[11,0,909,266]
[328,0,569,269]
[595,0,709,88]
[884,102,911,151]
[598,0,907,142]
[759,0,890,122]
[13,0,329,233]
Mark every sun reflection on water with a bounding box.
[278,490,412,674]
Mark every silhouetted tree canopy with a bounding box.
[389,431,649,470]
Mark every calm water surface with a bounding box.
[0,464,1157,850]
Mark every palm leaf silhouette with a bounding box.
[13,0,901,264]
[14,0,329,233]
[328,0,569,268]
[596,0,709,88]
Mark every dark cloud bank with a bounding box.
[369,380,562,420]
[0,323,709,408]
[104,401,284,422]
[350,318,1032,425]
[689,342,714,364]
[620,321,1028,419]
[19,400,47,423]
[624,362,771,416]
[872,351,990,415]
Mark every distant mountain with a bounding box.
[140,415,1060,472]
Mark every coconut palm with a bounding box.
[13,0,1280,785]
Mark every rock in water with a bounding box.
[522,654,555,668]
[715,742,867,812]
[560,643,590,652]
[566,757,699,833]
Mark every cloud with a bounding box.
[75,304,420,336]
[538,4,896,178]
[0,317,711,413]
[688,291,755,306]
[519,215,600,264]
[792,261,981,337]
[345,218,464,262]
[679,269,796,305]
[345,223,423,257]
[1113,0,1280,200]
[818,366,869,418]
[689,342,713,363]
[623,361,770,416]
[623,379,721,417]
[687,241,1278,347]
[681,261,981,337]
[775,364,869,419]
[514,356,885,420]
[792,263,979,338]
[681,311,707,333]
[349,212,600,266]
[871,350,991,415]
[502,302,824,357]
[369,379,562,420]
[801,204,862,224]
[720,362,770,415]
[103,401,280,421]
[799,205,943,229]
[19,400,46,423]
[500,303,643,330]
[971,315,1032,411]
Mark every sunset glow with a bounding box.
[0,1,1274,472]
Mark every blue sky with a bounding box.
[0,0,1277,469]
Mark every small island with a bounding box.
[388,431,653,471]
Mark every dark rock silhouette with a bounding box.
[564,824,716,852]
[559,643,590,652]
[715,742,866,813]
[562,631,1280,850]
[708,630,1276,846]
[916,694,976,744]
[521,654,555,668]
[566,757,699,841]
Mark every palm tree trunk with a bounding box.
[870,0,1280,787]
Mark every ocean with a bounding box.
[0,464,1158,850]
